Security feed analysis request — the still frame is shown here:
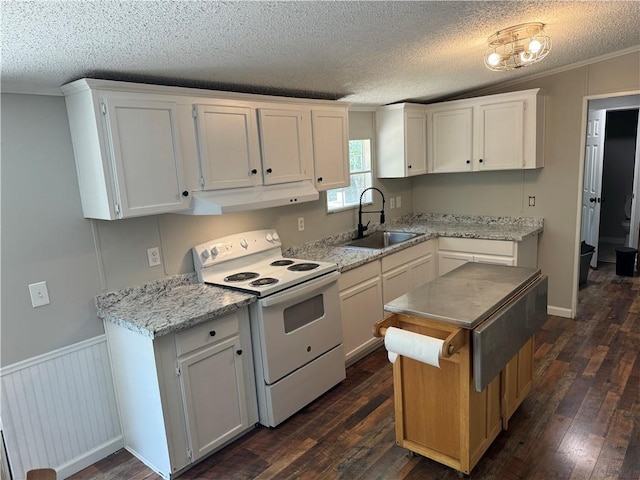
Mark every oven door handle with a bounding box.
[260,271,340,308]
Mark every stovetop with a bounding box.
[192,229,337,297]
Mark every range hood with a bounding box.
[183,180,319,215]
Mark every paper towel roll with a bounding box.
[384,326,444,368]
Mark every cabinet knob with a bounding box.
[466,160,471,164]
[209,330,216,337]
[306,346,312,352]
[251,169,258,175]
[236,349,243,356]
[266,168,273,174]
[182,191,189,197]
[317,177,323,182]
[479,159,484,163]
[408,165,412,169]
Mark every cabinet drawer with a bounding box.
[381,240,433,272]
[339,261,381,291]
[175,312,239,357]
[438,237,513,256]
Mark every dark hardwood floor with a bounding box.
[69,262,639,480]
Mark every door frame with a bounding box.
[573,90,640,315]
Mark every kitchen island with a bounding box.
[376,262,548,475]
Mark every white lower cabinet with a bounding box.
[338,240,436,366]
[437,236,538,276]
[105,308,257,479]
[338,261,383,365]
[382,241,436,304]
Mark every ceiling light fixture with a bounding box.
[484,22,551,71]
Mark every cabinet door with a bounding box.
[339,276,383,362]
[383,267,411,304]
[194,104,261,190]
[409,254,436,288]
[258,108,312,185]
[405,109,428,176]
[476,100,525,170]
[502,337,534,428]
[311,109,350,191]
[177,336,249,461]
[102,96,188,217]
[428,106,473,173]
[438,251,473,276]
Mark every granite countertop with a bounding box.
[98,213,542,338]
[96,273,256,338]
[284,213,543,273]
[384,262,541,329]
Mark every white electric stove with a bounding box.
[192,230,345,427]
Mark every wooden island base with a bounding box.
[375,313,534,475]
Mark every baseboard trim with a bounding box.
[55,436,123,479]
[548,305,573,319]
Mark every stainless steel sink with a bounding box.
[342,231,422,250]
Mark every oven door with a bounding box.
[252,271,342,384]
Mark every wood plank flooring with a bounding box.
[68,263,639,480]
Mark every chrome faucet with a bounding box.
[356,187,386,239]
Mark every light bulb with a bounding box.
[529,39,542,53]
[487,52,501,66]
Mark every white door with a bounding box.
[428,106,473,173]
[405,108,428,175]
[178,336,249,461]
[102,96,188,217]
[258,108,312,185]
[311,109,350,190]
[582,109,606,267]
[476,100,525,170]
[194,104,261,190]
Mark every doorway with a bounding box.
[580,95,640,267]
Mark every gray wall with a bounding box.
[0,101,411,366]
[412,51,640,312]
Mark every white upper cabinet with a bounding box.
[311,108,350,191]
[376,104,428,178]
[193,104,262,190]
[426,89,544,173]
[257,108,313,185]
[63,83,189,219]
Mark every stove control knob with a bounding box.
[201,249,210,259]
[266,233,273,242]
[272,232,280,241]
[210,246,219,256]
[240,239,248,249]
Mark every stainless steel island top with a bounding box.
[384,263,541,329]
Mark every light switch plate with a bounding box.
[29,281,50,308]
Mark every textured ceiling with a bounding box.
[1,1,639,105]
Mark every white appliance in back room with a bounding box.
[193,230,346,427]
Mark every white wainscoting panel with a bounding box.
[1,336,122,479]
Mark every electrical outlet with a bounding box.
[528,196,536,207]
[29,281,50,308]
[147,247,161,267]
[389,197,395,209]
[297,217,305,231]
[396,196,402,208]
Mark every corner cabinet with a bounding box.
[104,309,258,479]
[427,89,544,173]
[311,108,350,191]
[62,85,189,219]
[376,104,428,178]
